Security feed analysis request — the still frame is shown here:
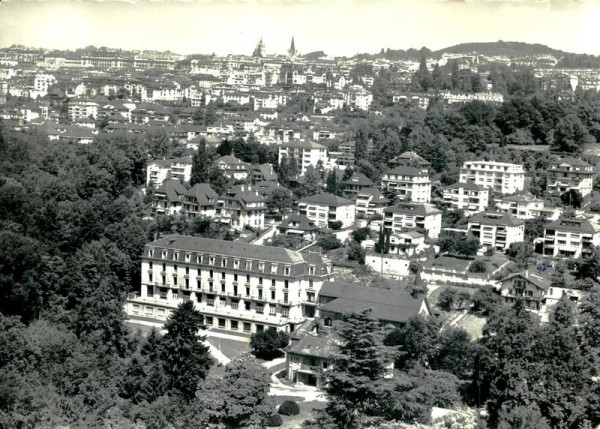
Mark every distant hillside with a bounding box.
[302,51,327,60]
[434,41,565,58]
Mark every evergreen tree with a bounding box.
[190,139,212,186]
[326,169,339,195]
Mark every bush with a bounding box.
[278,400,300,416]
[468,260,487,273]
[471,287,502,316]
[250,328,289,360]
[317,234,342,251]
[266,414,283,427]
[328,220,343,230]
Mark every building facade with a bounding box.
[298,193,356,229]
[442,182,489,214]
[536,217,600,258]
[383,203,442,239]
[459,161,525,195]
[126,235,334,334]
[278,140,328,176]
[467,212,525,252]
[546,157,594,197]
[381,166,431,203]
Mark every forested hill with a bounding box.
[435,41,566,58]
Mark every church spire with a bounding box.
[253,37,265,58]
[288,36,297,58]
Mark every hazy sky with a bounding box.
[1,0,600,57]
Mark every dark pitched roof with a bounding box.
[281,140,326,150]
[185,183,218,204]
[299,193,353,207]
[384,165,430,177]
[155,180,187,202]
[544,217,598,234]
[468,212,524,227]
[445,182,487,191]
[278,214,320,232]
[318,281,428,324]
[384,203,441,216]
[341,172,374,187]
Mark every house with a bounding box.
[535,217,600,258]
[278,140,328,176]
[214,155,250,180]
[381,165,431,203]
[251,164,277,182]
[421,254,510,288]
[276,214,320,241]
[546,157,594,198]
[442,182,489,215]
[365,252,411,279]
[182,183,219,219]
[467,212,525,252]
[355,188,390,218]
[388,151,431,169]
[494,194,560,220]
[215,185,267,230]
[383,203,442,239]
[253,181,292,200]
[153,181,188,215]
[499,270,583,311]
[459,161,525,195]
[298,193,356,229]
[131,103,171,124]
[67,97,100,121]
[387,231,426,256]
[285,281,431,387]
[345,86,373,111]
[341,172,374,199]
[146,156,193,187]
[126,234,334,334]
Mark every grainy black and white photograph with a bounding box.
[0,0,600,428]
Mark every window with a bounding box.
[174,265,177,272]
[233,285,238,296]
[256,324,264,333]
[243,323,251,333]
[322,361,329,369]
[246,287,250,297]
[324,317,332,327]
[309,266,315,275]
[205,316,213,326]
[271,290,276,300]
[245,261,252,270]
[284,266,290,276]
[173,277,178,286]
[284,280,289,289]
[231,299,239,310]
[259,262,265,272]
[161,275,166,285]
[256,304,264,314]
[149,261,153,269]
[148,249,154,258]
[149,273,153,283]
[221,272,226,280]
[259,277,263,285]
[185,278,189,289]
[162,263,166,271]
[245,302,251,311]
[246,274,250,283]
[309,279,313,288]
[147,286,154,297]
[269,306,276,316]
[230,320,238,331]
[185,266,189,275]
[234,260,239,269]
[160,288,168,299]
[185,254,191,262]
[281,306,289,317]
[173,252,179,261]
[271,279,276,287]
[207,295,215,306]
[209,270,214,279]
[307,292,315,303]
[209,257,215,265]
[221,259,227,267]
[234,274,238,282]
[162,251,167,259]
[258,289,263,299]
[218,318,226,328]
[283,293,288,303]
[221,283,225,293]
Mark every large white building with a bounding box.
[381,166,431,203]
[125,235,334,334]
[467,212,525,252]
[442,182,489,214]
[278,140,328,176]
[459,161,525,195]
[298,193,355,229]
[536,217,600,258]
[382,202,442,239]
[546,157,594,198]
[494,194,561,221]
[215,185,267,230]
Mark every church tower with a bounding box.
[253,37,265,58]
[288,37,297,58]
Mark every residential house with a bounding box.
[182,183,219,219]
[251,164,277,182]
[341,172,374,199]
[355,188,390,218]
[459,161,525,195]
[421,254,510,287]
[146,156,193,187]
[67,97,100,121]
[214,155,250,180]
[381,161,431,203]
[298,193,356,229]
[278,140,328,176]
[365,252,411,279]
[383,203,442,239]
[535,217,600,258]
[215,185,267,230]
[126,234,334,334]
[494,194,560,220]
[546,157,594,198]
[442,182,490,215]
[467,212,524,252]
[153,181,188,215]
[276,214,320,241]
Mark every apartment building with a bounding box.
[67,97,99,121]
[125,235,334,334]
[146,156,193,187]
[355,188,390,218]
[442,182,489,214]
[459,161,525,195]
[298,193,355,229]
[467,212,525,252]
[278,140,328,176]
[494,194,560,220]
[152,181,187,215]
[546,157,594,197]
[215,185,267,230]
[214,155,250,180]
[341,172,374,199]
[381,166,431,203]
[383,203,442,239]
[536,217,600,258]
[182,183,218,219]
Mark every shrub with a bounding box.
[266,414,283,427]
[278,400,300,416]
[328,220,343,230]
[468,260,487,273]
[250,328,290,360]
[317,234,342,251]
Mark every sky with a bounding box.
[1,0,600,57]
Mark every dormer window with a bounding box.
[259,262,265,272]
[284,266,291,276]
[185,254,191,263]
[173,252,179,261]
[162,251,168,259]
[221,258,227,267]
[234,260,240,269]
[271,264,278,274]
[309,266,316,275]
[209,257,215,266]
[148,249,154,258]
[246,261,252,270]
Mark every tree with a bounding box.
[249,328,289,360]
[322,311,392,428]
[506,242,534,269]
[190,139,212,186]
[497,404,551,429]
[328,220,343,230]
[265,188,293,214]
[455,238,479,258]
[551,113,594,154]
[577,245,600,281]
[525,216,547,241]
[471,287,502,316]
[197,354,275,429]
[326,169,339,195]
[385,316,439,370]
[318,234,342,251]
[430,328,474,380]
[468,260,487,273]
[159,301,213,400]
[347,241,366,264]
[351,227,370,243]
[561,189,583,209]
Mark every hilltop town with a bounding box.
[1,39,600,428]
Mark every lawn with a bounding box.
[268,400,326,429]
[206,336,251,361]
[454,313,487,341]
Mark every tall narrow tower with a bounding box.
[288,37,297,58]
[253,37,265,58]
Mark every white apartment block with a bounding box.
[146,157,193,187]
[278,140,328,176]
[467,212,525,252]
[381,166,431,203]
[298,193,356,229]
[383,203,442,239]
[537,217,600,258]
[442,182,489,214]
[125,235,334,334]
[345,86,373,111]
[494,195,561,221]
[215,185,267,230]
[546,158,594,197]
[67,98,99,121]
[459,161,525,195]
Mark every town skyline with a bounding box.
[1,0,600,57]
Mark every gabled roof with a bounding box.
[384,165,430,177]
[299,193,353,207]
[251,164,277,181]
[318,281,428,324]
[215,155,249,167]
[278,214,320,232]
[392,151,431,167]
[384,203,441,216]
[156,180,187,202]
[468,212,524,227]
[445,182,487,191]
[281,140,326,150]
[185,183,218,204]
[356,188,389,203]
[341,172,373,187]
[500,272,549,290]
[545,217,598,234]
